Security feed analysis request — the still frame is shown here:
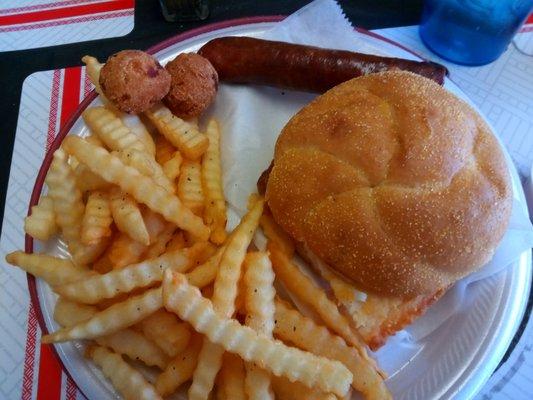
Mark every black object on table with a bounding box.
[159,0,210,22]
[0,0,528,374]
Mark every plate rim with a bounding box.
[23,15,531,400]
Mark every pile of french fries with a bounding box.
[6,56,391,400]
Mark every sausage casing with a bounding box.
[198,36,447,92]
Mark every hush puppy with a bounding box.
[163,53,218,119]
[99,50,171,114]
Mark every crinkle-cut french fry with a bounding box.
[86,345,162,400]
[260,211,295,258]
[142,208,169,241]
[234,276,247,316]
[212,198,263,316]
[115,148,153,177]
[106,233,145,269]
[185,246,224,288]
[69,154,80,170]
[74,163,111,192]
[42,287,162,343]
[268,243,360,349]
[55,244,206,304]
[119,113,157,156]
[45,148,84,243]
[271,376,338,400]
[97,329,169,370]
[70,237,110,266]
[144,224,175,259]
[85,134,104,147]
[188,199,263,400]
[177,161,204,216]
[109,187,150,245]
[118,148,174,193]
[82,56,157,156]
[218,353,246,400]
[155,334,202,397]
[62,136,210,241]
[192,242,217,266]
[162,151,182,181]
[145,104,208,160]
[244,252,275,333]
[54,297,97,326]
[202,119,227,245]
[155,134,177,165]
[83,107,146,153]
[138,309,191,357]
[247,193,262,211]
[54,298,168,369]
[81,190,113,245]
[155,134,183,181]
[24,195,58,241]
[93,250,114,274]
[243,252,275,400]
[303,246,367,318]
[189,339,222,400]
[106,209,168,269]
[273,299,391,400]
[201,284,214,299]
[97,287,150,309]
[92,232,139,274]
[183,230,201,247]
[143,210,181,255]
[82,56,105,98]
[5,251,90,286]
[165,231,186,252]
[162,271,352,397]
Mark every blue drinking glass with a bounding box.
[419,0,533,65]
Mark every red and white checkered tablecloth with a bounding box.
[0,0,134,52]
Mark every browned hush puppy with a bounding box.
[99,50,171,114]
[164,52,218,119]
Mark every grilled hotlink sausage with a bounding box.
[198,37,447,92]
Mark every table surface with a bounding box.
[0,0,530,395]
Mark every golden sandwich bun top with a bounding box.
[265,71,512,298]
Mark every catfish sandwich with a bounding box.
[259,71,512,350]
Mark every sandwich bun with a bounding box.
[265,71,512,298]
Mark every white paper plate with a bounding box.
[29,18,531,400]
